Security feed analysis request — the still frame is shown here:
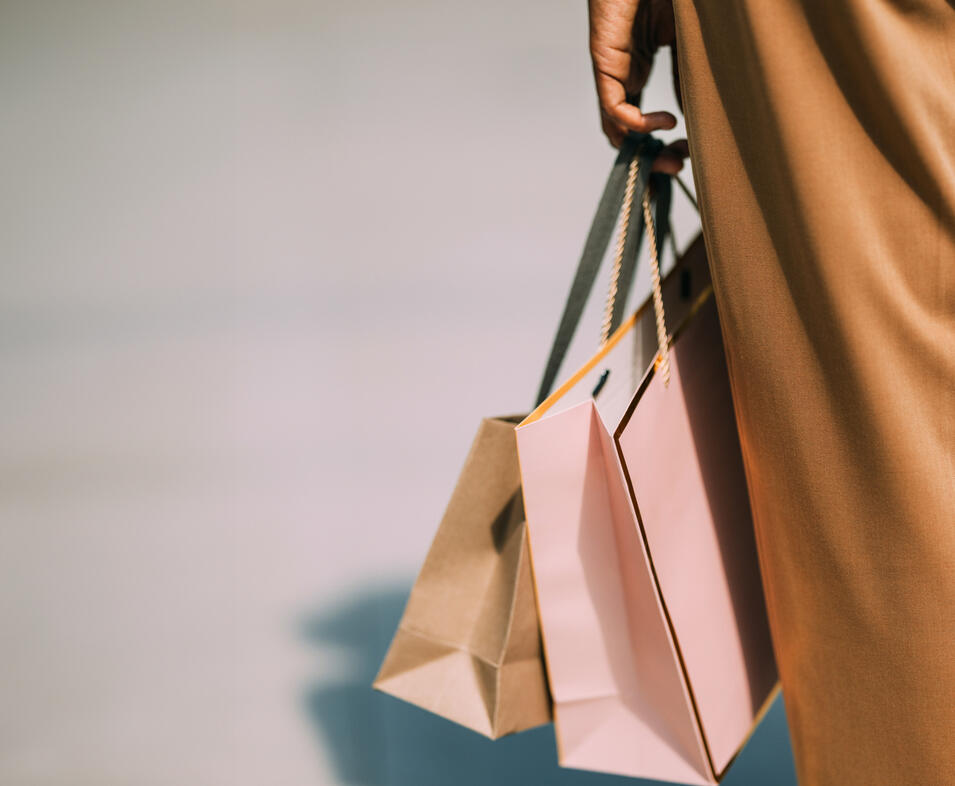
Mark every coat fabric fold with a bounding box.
[670,1,955,782]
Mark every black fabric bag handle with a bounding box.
[534,134,671,407]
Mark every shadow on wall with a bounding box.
[301,582,797,786]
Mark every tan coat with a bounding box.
[670,1,955,782]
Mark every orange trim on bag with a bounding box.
[522,234,708,430]
[520,311,639,428]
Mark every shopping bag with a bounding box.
[375,134,669,738]
[374,414,550,737]
[516,181,778,782]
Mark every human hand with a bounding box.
[588,0,686,172]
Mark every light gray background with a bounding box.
[0,1,796,784]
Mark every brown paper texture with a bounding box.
[374,415,551,738]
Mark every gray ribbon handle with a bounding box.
[534,134,669,407]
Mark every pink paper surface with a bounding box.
[518,401,712,784]
[517,243,776,783]
[616,296,777,774]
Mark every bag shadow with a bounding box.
[300,582,794,785]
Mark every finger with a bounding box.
[609,100,677,134]
[651,153,685,174]
[664,138,690,157]
[600,111,627,149]
[652,138,690,173]
[594,68,676,134]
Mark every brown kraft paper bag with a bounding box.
[373,415,550,738]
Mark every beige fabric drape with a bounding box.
[670,1,955,782]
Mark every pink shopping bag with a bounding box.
[516,232,778,784]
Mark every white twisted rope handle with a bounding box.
[599,154,671,387]
[642,188,670,386]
